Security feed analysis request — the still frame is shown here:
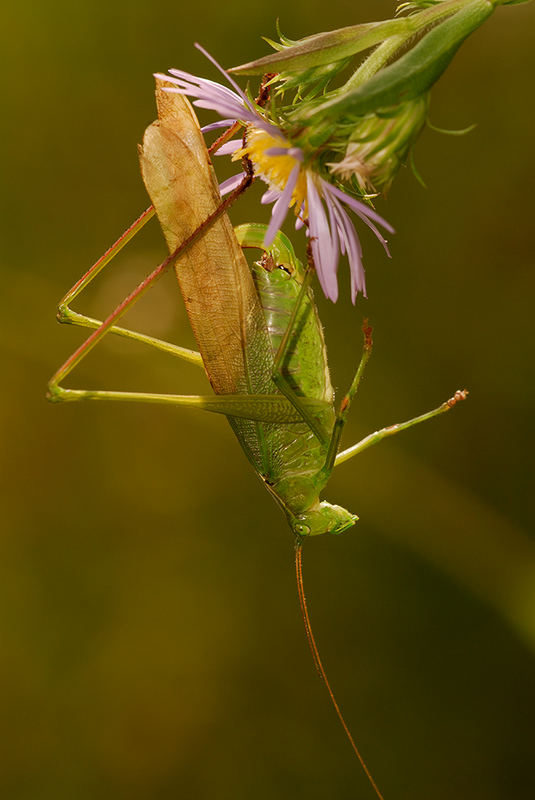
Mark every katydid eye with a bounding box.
[278,264,293,277]
[294,523,310,535]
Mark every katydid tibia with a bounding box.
[48,82,467,797]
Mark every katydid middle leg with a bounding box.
[55,205,204,367]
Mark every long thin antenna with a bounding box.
[295,545,385,800]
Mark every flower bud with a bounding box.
[327,95,429,192]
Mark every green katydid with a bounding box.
[48,83,467,799]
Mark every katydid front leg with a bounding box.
[334,389,469,468]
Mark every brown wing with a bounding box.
[139,80,272,400]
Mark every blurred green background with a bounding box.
[2,1,534,798]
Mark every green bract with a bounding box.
[229,0,523,196]
[291,0,494,121]
[231,21,408,76]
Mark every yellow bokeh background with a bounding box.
[1,1,534,797]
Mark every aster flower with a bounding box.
[156,45,394,303]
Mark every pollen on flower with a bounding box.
[235,126,308,215]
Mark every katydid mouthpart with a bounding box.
[48,85,467,799]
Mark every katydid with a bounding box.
[49,83,466,538]
[48,84,467,799]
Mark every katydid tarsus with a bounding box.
[48,84,467,798]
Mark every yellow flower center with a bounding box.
[234,126,308,216]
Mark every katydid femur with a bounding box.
[48,86,467,799]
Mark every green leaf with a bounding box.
[229,19,408,75]
[296,0,494,121]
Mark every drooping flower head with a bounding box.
[158,1,528,301]
[157,45,394,303]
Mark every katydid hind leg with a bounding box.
[50,385,326,425]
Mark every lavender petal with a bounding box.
[195,43,255,111]
[323,191,341,276]
[201,119,237,132]
[307,174,338,302]
[213,139,243,156]
[219,173,245,197]
[327,182,395,233]
[263,164,300,248]
[261,188,280,205]
[331,198,366,303]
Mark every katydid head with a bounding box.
[291,502,358,537]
